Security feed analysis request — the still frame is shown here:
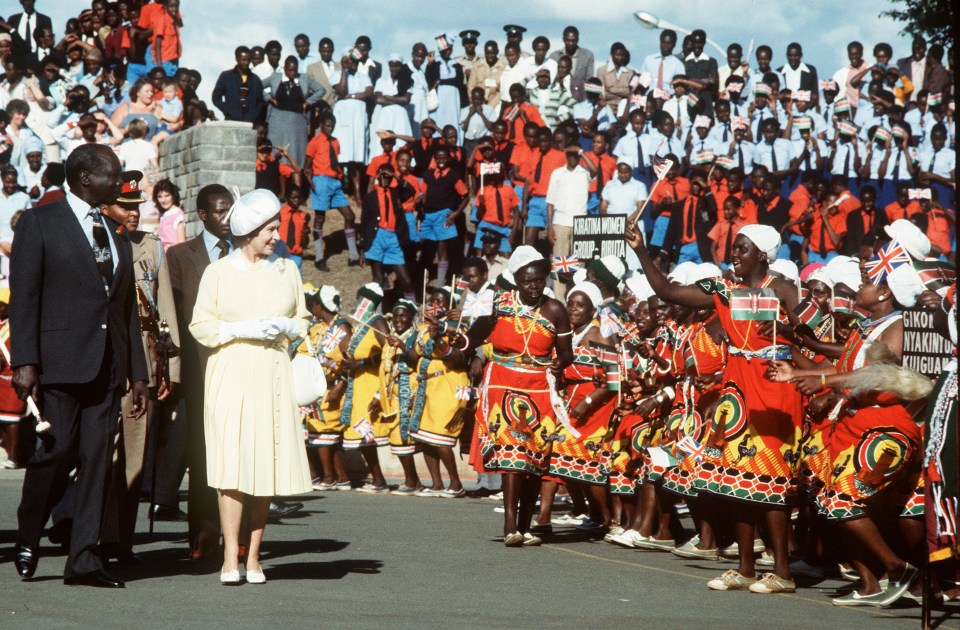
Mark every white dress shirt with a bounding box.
[546,165,591,226]
[601,177,648,213]
[66,190,118,271]
[640,53,686,95]
[781,63,810,92]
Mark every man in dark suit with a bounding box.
[779,43,818,104]
[212,46,265,122]
[154,184,233,558]
[896,36,927,96]
[11,144,148,588]
[6,0,51,56]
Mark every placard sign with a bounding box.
[572,214,627,261]
[902,307,954,378]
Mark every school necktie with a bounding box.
[770,144,779,171]
[737,145,744,170]
[657,59,664,91]
[534,152,545,183]
[818,217,827,256]
[380,187,393,226]
[842,147,850,176]
[596,158,606,194]
[928,149,938,172]
[327,138,340,175]
[863,210,873,235]
[636,136,646,170]
[804,146,812,171]
[722,123,729,143]
[88,208,113,291]
[216,239,229,259]
[285,214,296,248]
[683,196,696,241]
[723,223,734,262]
[494,188,504,223]
[891,148,901,180]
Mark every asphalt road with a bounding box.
[0,471,954,629]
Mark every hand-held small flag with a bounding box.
[864,239,911,285]
[729,288,780,321]
[551,255,580,274]
[353,416,376,442]
[908,188,932,201]
[455,385,472,401]
[479,162,501,176]
[321,328,347,354]
[352,297,376,322]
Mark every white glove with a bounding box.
[267,317,305,340]
[219,319,280,344]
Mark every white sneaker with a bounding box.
[609,529,647,548]
[551,513,590,527]
[604,526,626,542]
[246,569,266,585]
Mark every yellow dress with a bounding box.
[298,317,349,445]
[409,325,470,448]
[378,327,419,456]
[189,253,312,497]
[341,318,387,450]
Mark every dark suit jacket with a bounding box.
[777,64,819,94]
[7,11,52,48]
[9,198,147,387]
[157,234,211,388]
[359,185,414,250]
[211,68,265,122]
[896,57,915,82]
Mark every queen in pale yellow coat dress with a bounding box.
[189,189,311,585]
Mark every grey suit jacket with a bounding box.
[262,73,326,108]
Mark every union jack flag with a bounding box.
[908,188,932,200]
[652,156,674,181]
[455,277,470,292]
[321,328,347,354]
[353,417,376,442]
[479,161,501,175]
[599,310,625,338]
[794,90,812,102]
[629,94,647,108]
[676,434,706,462]
[551,255,580,274]
[462,290,494,318]
[864,239,911,285]
[425,302,445,319]
[652,88,668,100]
[455,385,473,401]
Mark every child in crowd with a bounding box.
[152,78,184,147]
[154,178,185,250]
[118,119,159,171]
[278,186,310,272]
[708,196,746,270]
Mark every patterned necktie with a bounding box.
[88,208,113,291]
[657,59,664,91]
[216,239,229,259]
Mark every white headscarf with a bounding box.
[738,224,781,262]
[568,282,603,310]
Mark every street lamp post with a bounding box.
[633,11,728,58]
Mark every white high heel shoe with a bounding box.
[220,569,241,585]
[246,568,266,584]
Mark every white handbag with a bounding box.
[291,337,327,407]
[426,88,439,111]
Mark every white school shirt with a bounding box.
[752,138,794,171]
[640,53,686,95]
[460,104,498,141]
[790,138,828,173]
[546,165,591,227]
[830,140,861,177]
[918,146,955,178]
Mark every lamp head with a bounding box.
[633,11,660,29]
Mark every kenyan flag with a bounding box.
[793,297,824,329]
[914,260,956,294]
[730,288,779,321]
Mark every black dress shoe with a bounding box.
[14,542,38,579]
[150,504,188,522]
[64,569,125,588]
[314,260,329,272]
[268,501,304,519]
[103,545,143,566]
